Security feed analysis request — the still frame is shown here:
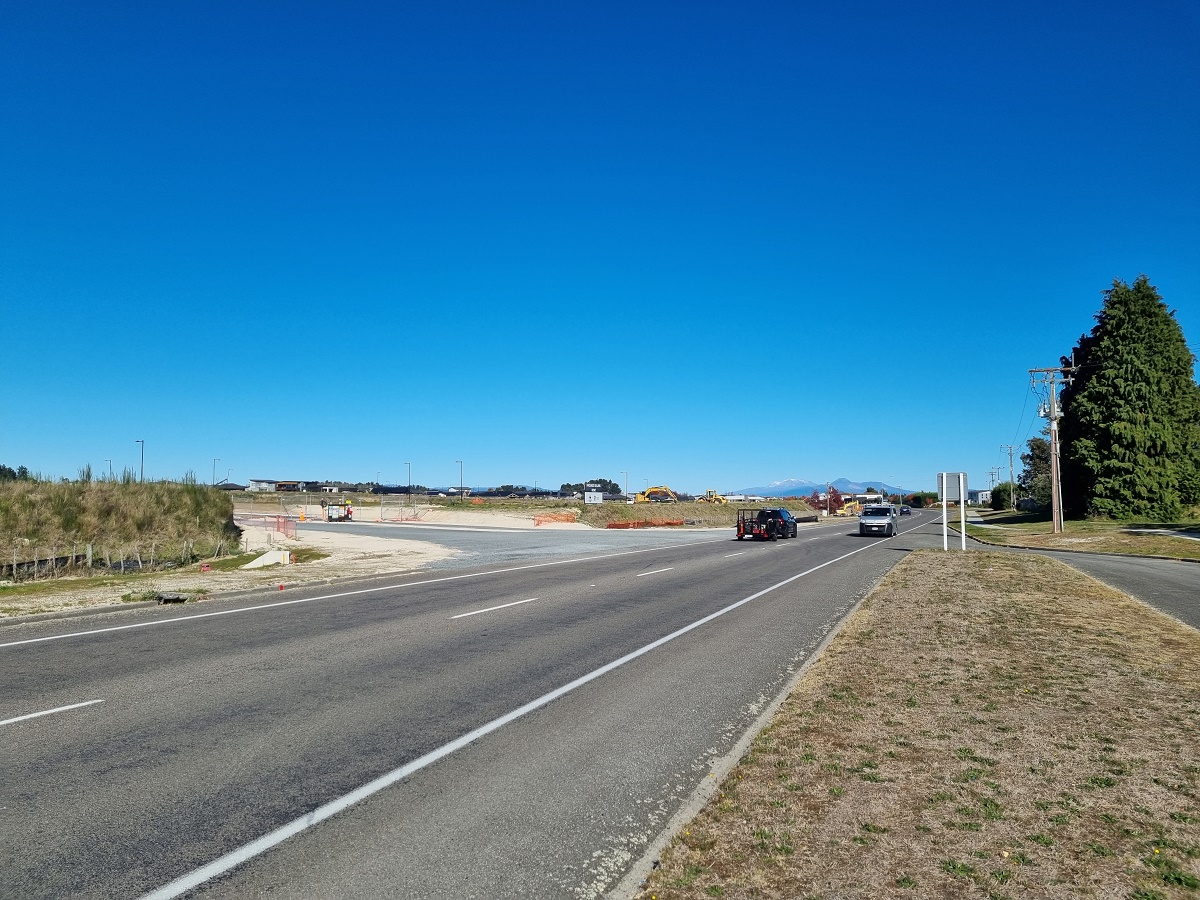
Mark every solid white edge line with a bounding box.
[635,567,674,577]
[723,552,745,557]
[138,536,888,900]
[450,598,537,619]
[1,698,105,726]
[1,539,726,650]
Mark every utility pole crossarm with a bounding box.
[1029,360,1077,533]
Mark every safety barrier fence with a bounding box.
[237,514,297,539]
[534,513,579,526]
[605,519,685,529]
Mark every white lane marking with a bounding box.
[374,523,536,533]
[724,552,745,557]
[451,598,537,619]
[636,567,674,578]
[1,699,105,726]
[137,537,883,900]
[0,539,726,650]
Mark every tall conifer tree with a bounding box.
[1059,276,1200,519]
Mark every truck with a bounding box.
[736,507,799,540]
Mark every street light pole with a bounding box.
[213,458,220,486]
[105,459,112,479]
[456,460,463,502]
[135,440,144,482]
[405,462,412,518]
[620,471,628,500]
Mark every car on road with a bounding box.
[899,505,911,516]
[858,504,897,537]
[737,507,800,540]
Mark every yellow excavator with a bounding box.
[634,485,679,503]
[696,489,728,504]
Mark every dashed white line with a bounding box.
[724,551,745,557]
[1,699,105,727]
[0,539,726,650]
[451,598,537,619]
[137,537,886,900]
[635,567,674,578]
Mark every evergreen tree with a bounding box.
[1019,435,1052,509]
[1058,275,1200,519]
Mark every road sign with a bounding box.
[937,472,968,551]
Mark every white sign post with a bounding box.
[584,483,604,505]
[937,472,968,551]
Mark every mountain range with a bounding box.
[730,478,910,497]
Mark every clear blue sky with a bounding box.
[3,1,1197,494]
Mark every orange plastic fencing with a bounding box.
[605,519,684,529]
[534,512,579,526]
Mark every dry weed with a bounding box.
[638,551,1199,899]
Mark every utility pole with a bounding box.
[1000,444,1016,510]
[1030,360,1076,534]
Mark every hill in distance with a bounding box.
[731,478,908,497]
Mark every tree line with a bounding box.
[1001,276,1200,520]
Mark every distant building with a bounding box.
[248,479,312,493]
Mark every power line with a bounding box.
[1029,358,1077,533]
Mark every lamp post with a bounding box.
[405,462,412,518]
[456,460,463,502]
[227,468,233,487]
[213,458,220,486]
[621,471,628,500]
[105,459,112,479]
[135,440,144,482]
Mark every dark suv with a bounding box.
[757,507,799,538]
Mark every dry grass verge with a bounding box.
[961,512,1200,562]
[637,550,1199,899]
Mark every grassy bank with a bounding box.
[0,479,241,578]
[637,550,1199,899]
[960,510,1200,561]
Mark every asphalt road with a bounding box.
[298,518,741,570]
[0,513,925,899]
[2,510,1194,899]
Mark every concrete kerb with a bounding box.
[954,525,1200,565]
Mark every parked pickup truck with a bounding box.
[737,507,799,540]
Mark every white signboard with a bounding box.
[937,472,968,551]
[937,472,967,501]
[584,483,603,505]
